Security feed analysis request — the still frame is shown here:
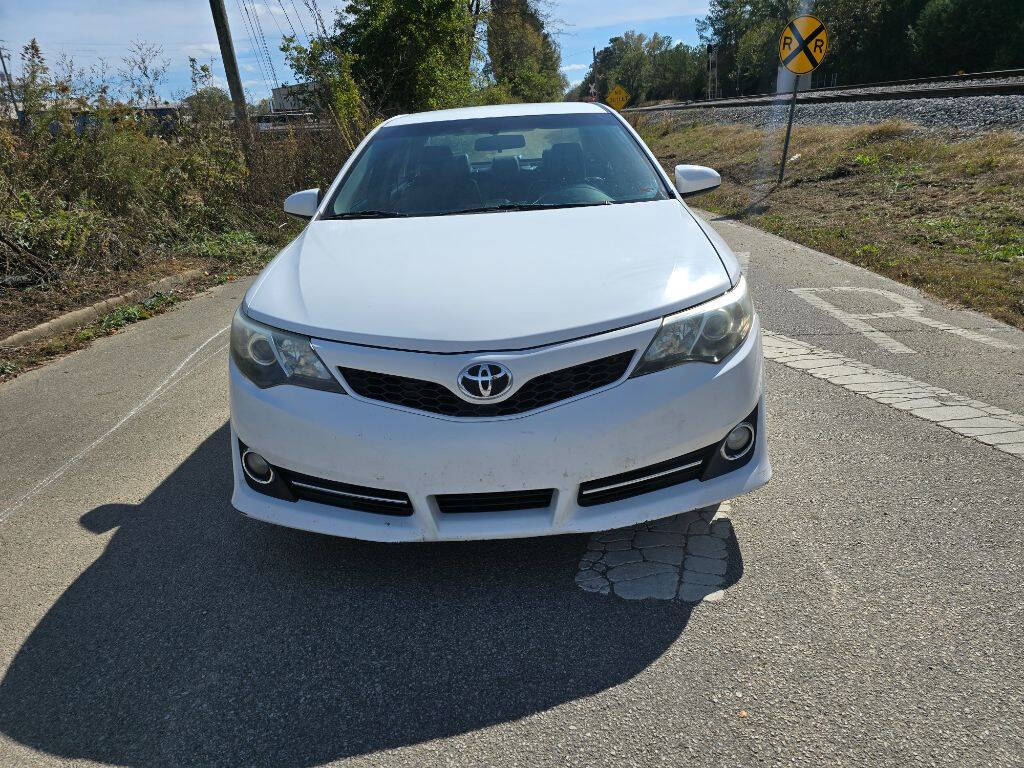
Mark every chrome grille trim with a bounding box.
[289,481,410,506]
[579,460,703,496]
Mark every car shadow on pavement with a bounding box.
[0,423,743,767]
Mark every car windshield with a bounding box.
[325,111,671,218]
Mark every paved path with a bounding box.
[1,212,1021,767]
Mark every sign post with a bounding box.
[777,15,828,184]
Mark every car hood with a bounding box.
[244,199,731,353]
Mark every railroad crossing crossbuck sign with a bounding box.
[605,85,630,111]
[779,15,829,75]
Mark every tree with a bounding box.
[183,86,233,120]
[571,32,705,105]
[336,0,474,114]
[909,0,1024,74]
[282,34,366,150]
[486,0,567,102]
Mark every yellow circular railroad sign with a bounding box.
[605,84,630,111]
[778,15,829,75]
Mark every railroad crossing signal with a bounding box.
[605,85,630,111]
[779,15,828,75]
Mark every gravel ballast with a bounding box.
[647,94,1024,133]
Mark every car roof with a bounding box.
[384,101,610,127]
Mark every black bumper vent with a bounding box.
[578,447,713,507]
[280,469,414,516]
[340,350,635,418]
[577,406,759,507]
[435,489,554,514]
[239,441,413,516]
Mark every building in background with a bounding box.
[271,83,315,113]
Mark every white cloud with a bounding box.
[555,0,709,30]
[560,63,588,73]
[182,43,221,58]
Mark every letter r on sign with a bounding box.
[782,35,793,51]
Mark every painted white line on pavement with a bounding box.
[790,288,915,354]
[763,331,1024,459]
[790,287,1019,354]
[575,502,734,602]
[0,328,229,524]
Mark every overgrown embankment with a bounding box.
[637,117,1024,329]
[0,113,345,341]
[0,50,350,379]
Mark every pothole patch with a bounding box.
[574,502,735,602]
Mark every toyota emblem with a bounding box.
[458,362,512,400]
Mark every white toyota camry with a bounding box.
[229,102,770,542]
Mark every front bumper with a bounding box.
[229,319,771,542]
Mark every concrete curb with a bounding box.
[0,268,207,349]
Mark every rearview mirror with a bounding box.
[283,188,320,219]
[674,165,721,197]
[475,134,526,152]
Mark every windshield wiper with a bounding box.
[451,201,614,215]
[325,210,410,220]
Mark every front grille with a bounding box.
[578,446,714,507]
[340,350,635,418]
[436,489,554,514]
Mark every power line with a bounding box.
[304,0,329,38]
[236,0,269,85]
[233,0,272,89]
[289,0,311,41]
[244,0,280,87]
[277,0,299,39]
[240,0,271,83]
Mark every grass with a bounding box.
[0,264,267,382]
[0,290,189,380]
[634,117,1024,329]
[0,230,284,382]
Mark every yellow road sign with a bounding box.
[779,15,828,75]
[605,84,630,111]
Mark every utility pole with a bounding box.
[208,0,251,138]
[0,45,22,130]
[588,48,596,101]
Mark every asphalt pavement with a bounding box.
[0,211,1021,767]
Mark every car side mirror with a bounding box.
[674,165,721,197]
[283,188,320,219]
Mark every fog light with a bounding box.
[242,449,274,484]
[721,423,754,461]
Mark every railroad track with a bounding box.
[625,69,1024,113]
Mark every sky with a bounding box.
[0,0,709,102]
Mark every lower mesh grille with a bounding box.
[436,489,554,514]
[340,350,635,418]
[577,446,714,507]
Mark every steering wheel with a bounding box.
[534,183,614,206]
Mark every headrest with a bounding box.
[418,145,453,170]
[546,142,585,182]
[450,153,472,178]
[491,155,520,177]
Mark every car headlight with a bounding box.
[631,277,754,377]
[230,306,345,392]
